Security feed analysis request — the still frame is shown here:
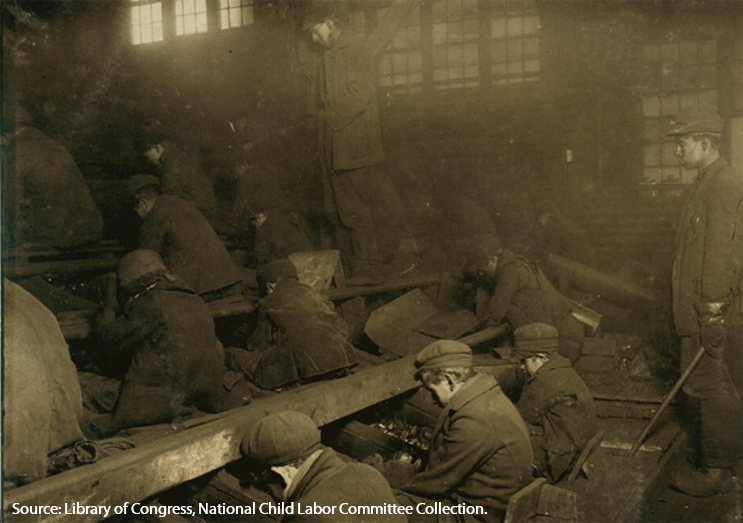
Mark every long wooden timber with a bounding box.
[546,253,660,307]
[3,355,422,523]
[57,274,443,341]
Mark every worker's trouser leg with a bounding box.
[681,334,742,469]
[332,166,381,275]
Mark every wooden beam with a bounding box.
[58,275,442,341]
[3,355,421,523]
[546,254,660,308]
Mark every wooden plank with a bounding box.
[3,355,421,523]
[582,337,617,357]
[614,432,687,523]
[4,258,120,279]
[546,254,659,307]
[57,276,442,342]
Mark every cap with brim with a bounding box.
[665,105,723,136]
[415,340,473,377]
[241,412,322,466]
[513,323,559,359]
[302,0,337,30]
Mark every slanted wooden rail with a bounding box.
[3,355,421,523]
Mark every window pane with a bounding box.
[197,13,207,32]
[242,5,254,25]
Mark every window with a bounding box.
[131,0,163,45]
[641,39,717,185]
[378,5,422,93]
[490,0,540,85]
[432,0,480,90]
[219,0,254,30]
[175,0,208,36]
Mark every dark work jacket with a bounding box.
[159,142,217,221]
[320,28,385,171]
[254,212,314,269]
[486,250,573,329]
[96,278,224,430]
[516,355,597,484]
[139,195,242,296]
[404,375,532,522]
[284,447,407,523]
[3,127,103,248]
[248,278,358,389]
[672,158,743,335]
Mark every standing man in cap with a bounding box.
[512,323,597,484]
[302,1,410,285]
[224,259,358,390]
[129,174,243,302]
[397,340,532,522]
[241,411,407,522]
[92,249,224,435]
[666,105,743,496]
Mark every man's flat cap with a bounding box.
[513,323,559,359]
[665,105,723,135]
[241,411,322,466]
[415,340,473,376]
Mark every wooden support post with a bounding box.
[3,356,421,523]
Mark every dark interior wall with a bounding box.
[3,0,740,269]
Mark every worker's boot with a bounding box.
[669,465,733,497]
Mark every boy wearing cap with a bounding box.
[129,175,243,302]
[141,133,218,223]
[467,248,584,365]
[242,411,406,522]
[251,208,315,269]
[93,249,224,435]
[226,259,358,390]
[512,323,597,484]
[399,340,532,522]
[666,105,743,496]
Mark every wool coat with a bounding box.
[248,278,359,389]
[672,158,743,335]
[96,278,224,430]
[516,355,597,483]
[254,212,314,269]
[284,447,407,523]
[403,374,533,522]
[319,27,385,171]
[138,195,242,296]
[486,250,583,362]
[159,142,217,221]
